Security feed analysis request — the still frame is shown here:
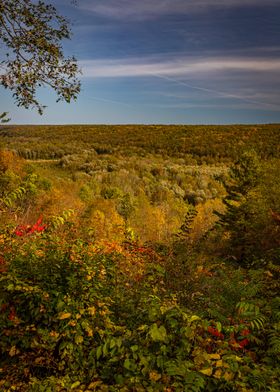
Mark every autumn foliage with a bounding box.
[14,216,47,236]
[0,125,279,391]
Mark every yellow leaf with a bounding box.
[85,327,93,337]
[149,371,161,381]
[88,381,103,389]
[49,331,59,338]
[70,381,81,389]
[208,353,220,360]
[190,315,200,322]
[9,346,19,357]
[34,357,45,364]
[216,360,223,367]
[265,270,273,277]
[59,312,72,320]
[224,371,234,381]
[214,369,223,379]
[88,306,96,316]
[200,368,212,376]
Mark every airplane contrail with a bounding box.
[82,94,134,108]
[81,73,279,112]
[151,72,280,110]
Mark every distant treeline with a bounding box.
[0,124,279,163]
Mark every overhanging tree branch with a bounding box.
[0,0,81,115]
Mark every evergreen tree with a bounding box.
[216,151,261,264]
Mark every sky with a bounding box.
[2,0,280,124]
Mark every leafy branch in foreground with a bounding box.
[0,112,10,123]
[0,0,80,114]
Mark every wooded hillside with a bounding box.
[0,124,279,391]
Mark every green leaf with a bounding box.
[96,345,102,360]
[149,323,167,342]
[75,335,84,344]
[216,321,222,332]
[124,358,131,370]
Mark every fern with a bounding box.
[271,297,280,322]
[236,301,266,331]
[1,186,27,208]
[267,298,280,359]
[268,262,280,274]
[175,206,197,240]
[49,209,75,230]
[236,301,259,315]
[248,370,267,392]
[249,315,266,331]
[268,326,280,356]
[178,208,197,237]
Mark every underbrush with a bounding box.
[0,222,279,392]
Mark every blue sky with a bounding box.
[2,0,280,124]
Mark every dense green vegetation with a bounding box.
[0,124,279,391]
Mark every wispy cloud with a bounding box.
[79,55,280,110]
[78,0,279,20]
[80,56,280,78]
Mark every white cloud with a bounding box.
[80,56,280,78]
[78,0,279,20]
